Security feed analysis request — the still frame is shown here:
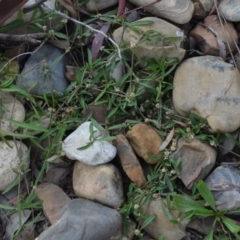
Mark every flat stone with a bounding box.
[173,55,240,133]
[16,44,68,97]
[126,123,162,164]
[0,92,25,136]
[173,138,216,189]
[190,15,238,58]
[36,198,122,240]
[113,17,186,66]
[73,161,124,208]
[205,166,240,211]
[0,141,29,191]
[115,134,147,187]
[85,0,118,11]
[62,121,116,165]
[140,198,188,240]
[219,0,240,22]
[35,183,71,224]
[128,0,194,24]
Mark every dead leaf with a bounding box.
[159,128,175,151]
[58,0,78,19]
[117,0,126,16]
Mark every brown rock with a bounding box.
[190,15,238,58]
[126,123,162,164]
[35,183,71,224]
[115,134,147,187]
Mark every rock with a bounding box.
[219,0,240,22]
[126,123,162,164]
[113,17,186,66]
[192,0,214,18]
[16,44,68,97]
[205,166,240,211]
[173,55,240,133]
[62,121,116,165]
[36,198,122,240]
[187,217,216,235]
[115,134,147,187]
[0,141,29,191]
[65,65,76,81]
[3,0,61,34]
[190,15,238,58]
[73,161,123,208]
[172,137,216,189]
[109,59,125,82]
[35,183,71,224]
[85,0,118,11]
[128,0,194,24]
[81,104,107,125]
[140,198,188,240]
[0,92,25,136]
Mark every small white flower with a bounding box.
[186,127,191,132]
[61,19,68,24]
[130,42,136,48]
[134,204,139,209]
[161,167,167,173]
[134,229,140,236]
[42,25,47,31]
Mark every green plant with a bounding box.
[173,180,240,240]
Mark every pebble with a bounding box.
[219,0,240,22]
[62,121,116,165]
[16,44,68,97]
[173,137,216,189]
[173,55,240,133]
[73,161,124,208]
[36,198,122,240]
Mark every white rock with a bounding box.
[219,0,240,22]
[0,92,25,136]
[0,140,29,191]
[62,121,116,165]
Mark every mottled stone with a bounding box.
[73,161,124,208]
[0,141,29,191]
[205,166,240,211]
[126,123,162,164]
[173,55,240,133]
[173,138,216,189]
[36,183,71,224]
[115,134,147,187]
[36,198,122,240]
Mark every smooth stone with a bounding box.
[36,198,122,240]
[16,44,68,97]
[173,137,216,189]
[128,0,194,24]
[205,166,240,211]
[190,15,238,58]
[0,141,29,191]
[35,183,71,224]
[115,134,147,188]
[85,0,118,11]
[0,92,25,136]
[62,121,116,165]
[140,198,188,240]
[173,55,240,133]
[73,161,123,208]
[219,0,240,22]
[113,17,186,66]
[126,123,162,164]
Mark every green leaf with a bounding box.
[222,217,240,234]
[204,229,214,240]
[140,215,156,230]
[97,136,116,142]
[54,32,69,40]
[77,141,93,150]
[94,87,106,103]
[225,132,240,148]
[197,180,216,211]
[0,204,15,210]
[6,119,48,132]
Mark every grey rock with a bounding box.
[17,44,68,96]
[85,0,118,12]
[173,137,216,189]
[36,198,122,240]
[205,166,240,211]
[73,161,124,208]
[219,0,240,22]
[173,55,240,133]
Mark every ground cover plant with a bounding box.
[1,0,240,239]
